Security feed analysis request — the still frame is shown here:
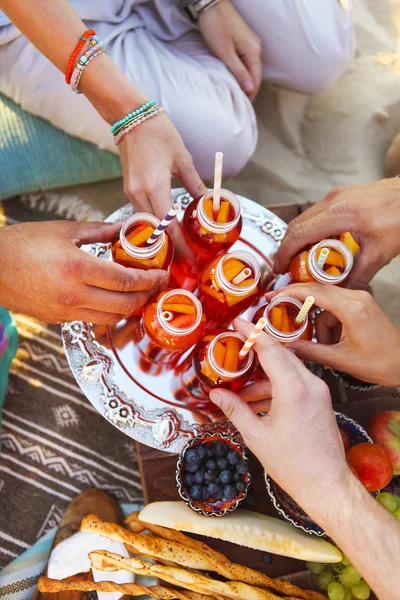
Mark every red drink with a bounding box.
[112,212,173,271]
[289,239,353,285]
[253,296,313,343]
[198,251,261,328]
[182,330,255,399]
[138,289,205,364]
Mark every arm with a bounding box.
[0,0,206,218]
[210,318,400,599]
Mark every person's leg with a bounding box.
[0,24,257,179]
[232,0,356,95]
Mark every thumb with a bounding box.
[72,221,122,246]
[288,338,340,368]
[210,388,261,438]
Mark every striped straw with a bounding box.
[144,203,181,247]
[295,296,315,324]
[238,318,267,358]
[317,247,329,269]
[213,152,223,213]
[232,267,252,285]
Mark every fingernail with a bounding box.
[242,80,255,93]
[210,391,221,406]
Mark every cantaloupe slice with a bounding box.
[139,501,342,563]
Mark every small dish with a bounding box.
[176,432,251,516]
[330,368,380,392]
[264,412,373,537]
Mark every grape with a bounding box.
[317,570,334,591]
[339,565,362,587]
[342,588,354,600]
[377,492,397,513]
[393,507,400,521]
[305,561,325,574]
[328,581,345,600]
[394,494,400,509]
[341,556,351,567]
[351,580,371,599]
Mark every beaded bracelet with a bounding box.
[112,105,160,136]
[72,48,107,94]
[114,107,164,145]
[70,38,104,90]
[65,29,96,84]
[111,100,157,135]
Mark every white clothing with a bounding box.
[0,0,355,179]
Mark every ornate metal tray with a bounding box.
[62,189,287,453]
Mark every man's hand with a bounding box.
[274,178,400,288]
[198,0,262,102]
[0,221,168,324]
[267,284,400,387]
[210,318,351,513]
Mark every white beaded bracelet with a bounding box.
[114,107,165,145]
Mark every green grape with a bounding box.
[339,565,362,587]
[341,556,351,566]
[343,588,354,600]
[394,494,400,509]
[377,492,397,513]
[393,507,400,521]
[328,581,345,600]
[351,580,371,599]
[317,570,334,591]
[305,561,325,574]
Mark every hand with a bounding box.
[209,318,351,515]
[274,178,400,287]
[198,0,262,102]
[0,221,168,324]
[268,284,400,387]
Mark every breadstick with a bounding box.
[83,515,324,600]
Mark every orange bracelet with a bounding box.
[65,29,96,84]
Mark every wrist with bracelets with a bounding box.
[112,103,165,145]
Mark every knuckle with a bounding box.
[60,256,84,279]
[144,179,164,197]
[325,186,345,202]
[105,314,124,326]
[287,219,307,241]
[58,291,80,308]
[124,183,141,200]
[120,296,139,316]
[117,272,136,293]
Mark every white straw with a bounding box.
[295,296,315,324]
[212,152,223,213]
[232,267,252,285]
[162,311,174,322]
[238,318,267,358]
[317,247,329,269]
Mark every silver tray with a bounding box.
[62,189,287,453]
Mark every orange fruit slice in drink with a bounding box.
[339,232,360,255]
[325,265,341,276]
[162,303,196,315]
[316,248,344,268]
[214,342,226,368]
[222,337,240,372]
[270,306,284,330]
[128,225,154,247]
[169,314,196,328]
[223,258,246,282]
[217,201,230,223]
[290,251,312,282]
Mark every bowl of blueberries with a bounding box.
[176,431,251,516]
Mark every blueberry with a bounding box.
[236,480,246,492]
[183,473,195,487]
[219,469,232,485]
[214,441,228,457]
[223,484,237,500]
[185,448,199,465]
[206,446,215,458]
[233,471,243,482]
[197,445,207,460]
[236,460,249,475]
[217,458,228,470]
[206,459,217,471]
[194,469,205,484]
[189,484,202,500]
[227,450,241,465]
[204,469,216,483]
[263,553,273,565]
[207,483,221,498]
[201,485,209,501]
[185,462,199,473]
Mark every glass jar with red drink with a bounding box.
[181,330,255,399]
[198,250,261,328]
[137,288,205,364]
[253,296,313,343]
[289,239,353,285]
[112,212,174,271]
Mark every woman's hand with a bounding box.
[210,318,350,515]
[268,284,400,387]
[198,0,262,102]
[274,178,400,288]
[0,221,168,324]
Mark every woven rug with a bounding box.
[0,194,143,569]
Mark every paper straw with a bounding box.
[317,247,329,269]
[144,203,181,247]
[162,311,173,322]
[212,152,223,213]
[295,296,315,324]
[232,267,252,285]
[238,318,267,358]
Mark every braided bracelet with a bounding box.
[65,29,96,84]
[112,105,160,136]
[72,48,107,94]
[111,100,157,135]
[70,38,104,90]
[114,107,164,145]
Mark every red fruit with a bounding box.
[339,428,351,452]
[346,442,393,492]
[367,411,400,476]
